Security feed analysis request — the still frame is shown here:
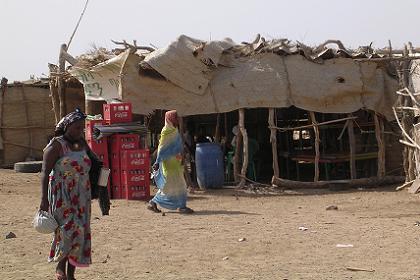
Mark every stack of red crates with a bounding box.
[120,149,150,200]
[104,103,150,200]
[85,103,150,201]
[109,134,140,199]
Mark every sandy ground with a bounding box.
[1,169,420,280]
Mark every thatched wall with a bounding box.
[0,84,55,165]
[0,81,86,166]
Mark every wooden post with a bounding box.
[400,45,416,181]
[233,128,242,182]
[309,112,320,182]
[269,108,279,178]
[58,44,68,118]
[374,113,386,177]
[348,114,357,179]
[48,64,60,123]
[238,108,248,187]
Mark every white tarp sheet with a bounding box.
[69,51,129,101]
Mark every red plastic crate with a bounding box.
[120,149,150,169]
[87,138,108,154]
[111,167,121,187]
[121,169,149,185]
[85,120,106,139]
[111,185,125,199]
[110,134,139,152]
[103,103,132,124]
[110,152,121,169]
[124,184,150,200]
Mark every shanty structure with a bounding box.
[60,35,415,188]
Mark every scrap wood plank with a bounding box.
[407,178,420,194]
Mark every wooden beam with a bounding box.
[374,113,386,177]
[272,175,405,189]
[348,114,357,179]
[269,116,357,131]
[238,109,248,188]
[309,112,320,182]
[60,47,78,66]
[268,108,279,178]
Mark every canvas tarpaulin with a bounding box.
[70,35,399,119]
[68,51,129,101]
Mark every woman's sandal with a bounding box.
[179,207,194,214]
[56,271,67,280]
[147,202,161,213]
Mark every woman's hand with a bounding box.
[39,197,49,212]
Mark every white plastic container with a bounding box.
[98,168,110,186]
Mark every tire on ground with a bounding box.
[14,161,43,173]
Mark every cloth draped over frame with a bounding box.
[151,111,188,210]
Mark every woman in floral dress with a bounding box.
[39,109,92,280]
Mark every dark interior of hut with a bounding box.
[147,107,403,185]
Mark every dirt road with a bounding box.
[1,169,420,280]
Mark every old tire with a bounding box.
[14,161,43,173]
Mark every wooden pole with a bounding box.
[233,130,242,182]
[269,108,279,178]
[238,109,248,187]
[374,113,386,177]
[48,64,60,123]
[58,44,68,118]
[401,45,416,181]
[348,114,357,179]
[309,112,320,182]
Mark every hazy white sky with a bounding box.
[1,0,419,81]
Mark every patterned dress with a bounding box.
[47,137,92,267]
